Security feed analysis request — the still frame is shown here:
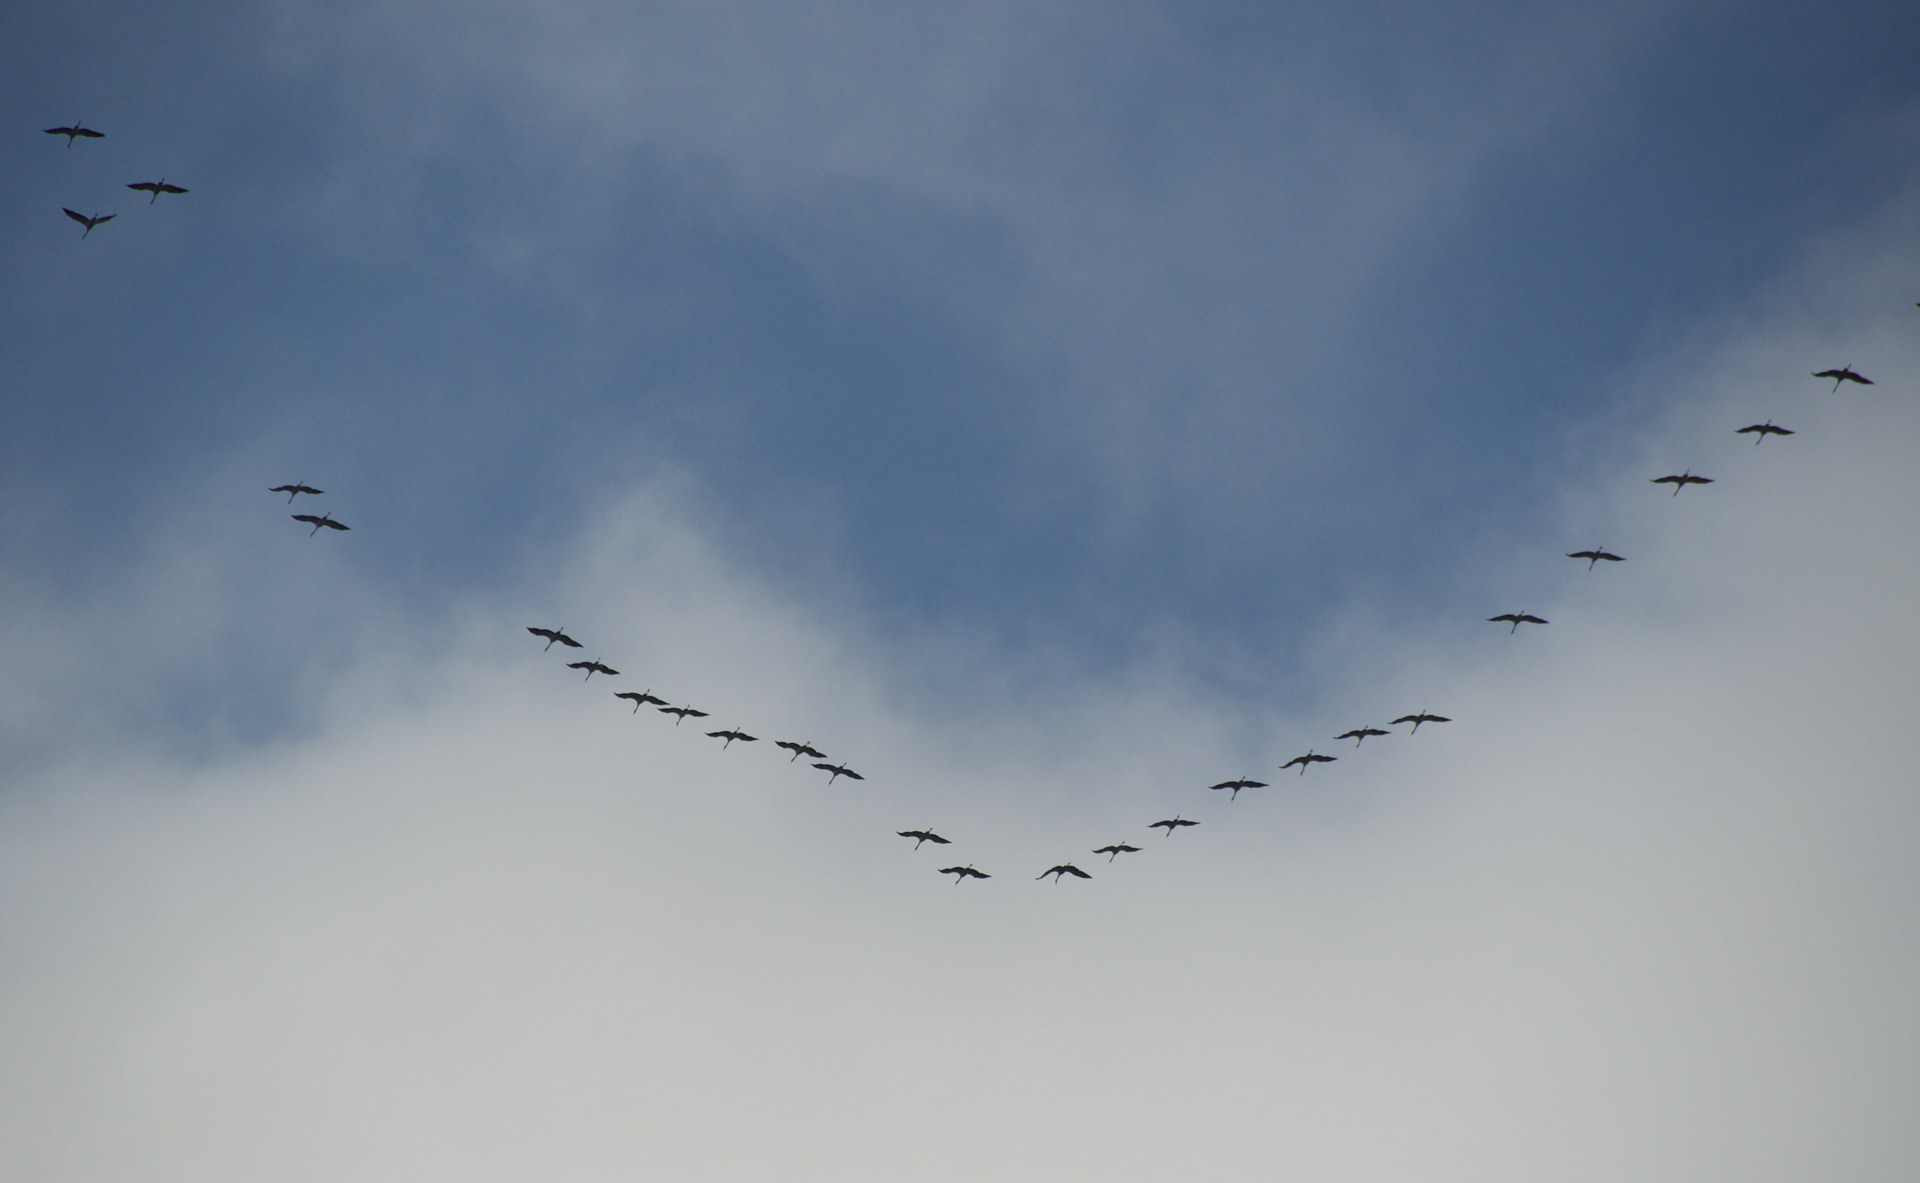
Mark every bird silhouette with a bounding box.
[126,179,188,204]
[812,761,864,784]
[704,728,758,749]
[270,482,323,503]
[897,829,950,850]
[568,660,619,681]
[657,705,708,724]
[526,626,582,651]
[291,513,348,535]
[45,122,105,147]
[62,208,114,238]
[939,864,990,882]
[1812,366,1873,391]
[1281,750,1337,775]
[1651,471,1714,495]
[1334,727,1389,747]
[1566,549,1624,570]
[614,689,667,712]
[1390,711,1450,732]
[1037,864,1091,882]
[775,740,826,763]
[1093,843,1141,862]
[1735,421,1794,444]
[1149,815,1198,836]
[1208,776,1267,800]
[1487,612,1548,633]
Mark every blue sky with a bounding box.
[6,2,1920,1178]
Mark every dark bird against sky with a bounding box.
[1813,365,1873,391]
[1651,471,1714,495]
[1149,816,1198,836]
[44,123,103,147]
[1093,843,1141,862]
[614,689,667,712]
[1334,727,1389,747]
[897,829,949,850]
[1281,750,1337,775]
[269,483,323,503]
[939,864,990,883]
[775,740,826,763]
[704,728,758,749]
[1566,549,1624,570]
[658,705,709,724]
[568,660,619,681]
[526,626,582,651]
[1209,776,1267,800]
[126,179,188,204]
[812,761,864,784]
[1736,421,1795,444]
[62,208,113,238]
[1037,864,1092,882]
[1487,612,1548,633]
[1390,711,1451,732]
[291,513,348,535]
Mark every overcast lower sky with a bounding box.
[5,1,1920,1179]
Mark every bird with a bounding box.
[1735,421,1794,444]
[44,123,104,147]
[126,179,188,204]
[775,740,826,763]
[614,689,667,712]
[1334,726,1389,747]
[291,512,348,535]
[812,761,864,784]
[897,829,950,850]
[63,208,114,238]
[269,482,323,504]
[1037,864,1091,882]
[1390,711,1450,732]
[704,728,758,749]
[1566,548,1624,570]
[526,626,582,651]
[1093,843,1141,862]
[1651,471,1714,495]
[1487,612,1548,633]
[657,705,708,724]
[1208,776,1267,800]
[1281,750,1337,775]
[568,660,619,681]
[939,864,990,883]
[1812,366,1873,391]
[1149,816,1199,836]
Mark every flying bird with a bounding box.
[657,705,709,724]
[62,208,113,237]
[291,512,348,535]
[1735,421,1794,444]
[939,864,990,883]
[1093,843,1141,862]
[44,123,104,147]
[1390,711,1450,732]
[568,660,619,681]
[1149,816,1198,836]
[1334,726,1389,747]
[1812,366,1873,391]
[704,728,758,749]
[775,740,826,763]
[812,761,864,784]
[270,482,323,503]
[1651,471,1713,495]
[526,626,582,651]
[1208,776,1267,800]
[1566,548,1624,570]
[1281,750,1337,775]
[1037,864,1091,882]
[1487,612,1548,633]
[614,689,667,712]
[126,179,188,204]
[897,829,950,850]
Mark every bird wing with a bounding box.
[63,208,91,225]
[555,634,582,647]
[160,184,188,194]
[840,768,864,780]
[685,707,706,716]
[1065,866,1090,878]
[1519,614,1547,625]
[927,834,950,844]
[127,182,158,192]
[1487,614,1520,623]
[291,514,321,525]
[1389,714,1419,725]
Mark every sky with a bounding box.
[5,1,1920,1178]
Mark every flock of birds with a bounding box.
[43,121,189,237]
[46,119,1894,886]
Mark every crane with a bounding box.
[1735,421,1794,444]
[62,208,114,237]
[657,705,708,724]
[1281,750,1336,775]
[269,482,323,503]
[567,660,619,681]
[1390,711,1450,732]
[939,865,990,883]
[44,122,104,147]
[1651,471,1713,495]
[1487,612,1548,633]
[1037,864,1091,882]
[291,513,348,535]
[775,740,826,763]
[614,690,667,712]
[1334,726,1389,747]
[812,761,864,784]
[126,179,188,204]
[897,829,950,850]
[526,626,582,651]
[1812,366,1872,391]
[1149,816,1198,836]
[1208,776,1267,800]
[1565,549,1624,570]
[1093,843,1141,862]
[704,728,758,749]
